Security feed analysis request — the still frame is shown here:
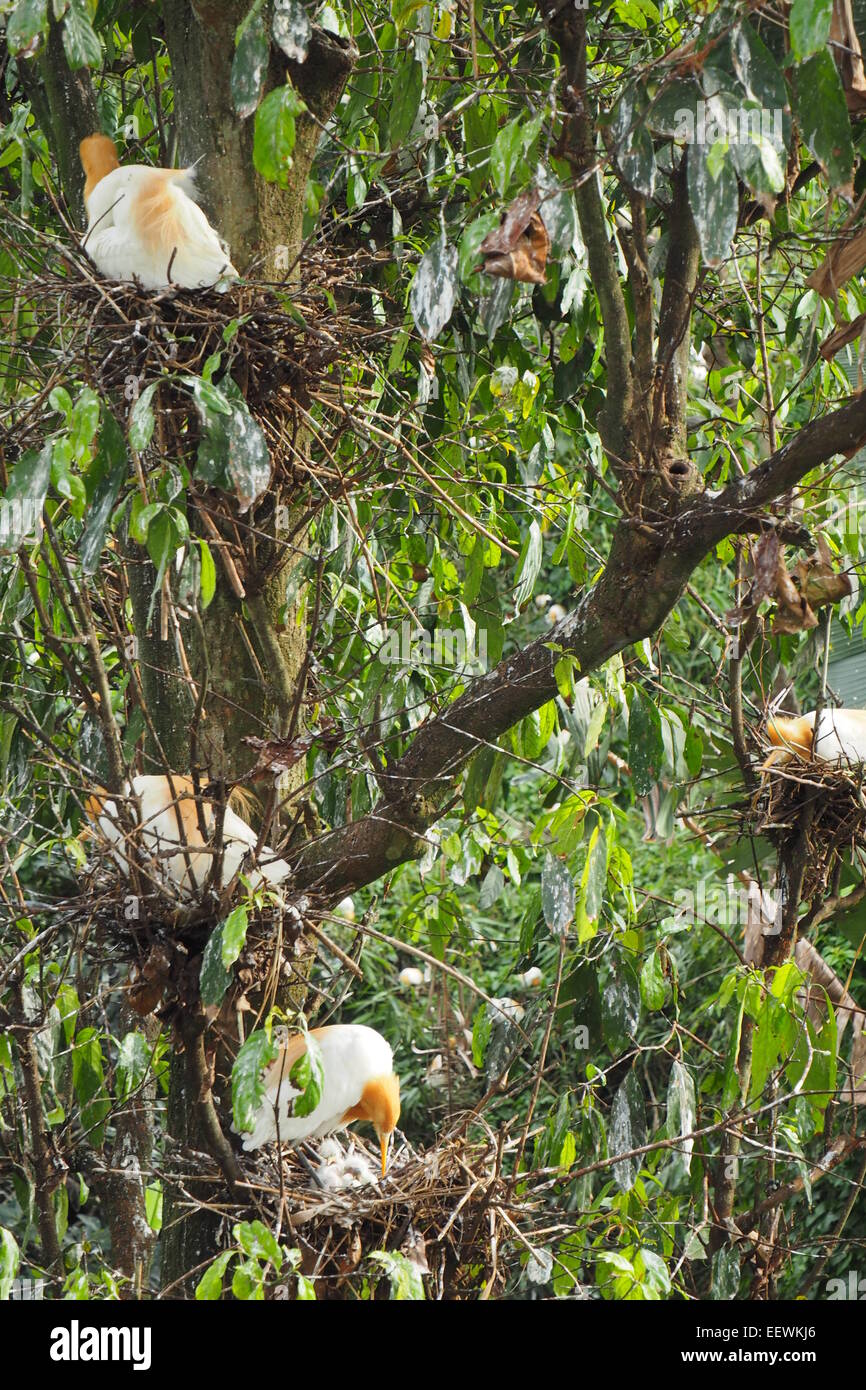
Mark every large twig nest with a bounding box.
[753,755,866,900]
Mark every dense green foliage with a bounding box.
[1,0,866,1301]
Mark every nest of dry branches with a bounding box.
[753,757,866,901]
[1,216,394,501]
[234,1128,510,1300]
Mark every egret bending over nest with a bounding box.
[238,1024,400,1177]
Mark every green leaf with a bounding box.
[790,0,833,60]
[410,235,458,342]
[628,688,664,796]
[640,950,667,1011]
[389,55,424,147]
[221,903,249,969]
[513,520,542,609]
[792,49,855,194]
[62,0,101,69]
[128,382,158,451]
[232,0,269,119]
[116,1031,149,1101]
[687,140,738,268]
[72,1028,109,1146]
[0,1227,20,1300]
[199,539,216,608]
[7,0,48,57]
[253,84,304,186]
[187,375,271,512]
[490,117,524,198]
[390,0,428,32]
[472,1005,493,1066]
[370,1250,425,1300]
[666,1059,696,1175]
[289,1032,324,1119]
[235,1219,282,1266]
[79,409,127,575]
[232,1029,279,1134]
[195,1250,235,1301]
[542,852,575,936]
[200,924,233,1006]
[2,444,51,547]
[576,823,608,943]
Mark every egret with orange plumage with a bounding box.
[79,133,237,291]
[238,1024,400,1177]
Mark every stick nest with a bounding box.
[752,756,866,900]
[1,220,393,501]
[235,1129,508,1300]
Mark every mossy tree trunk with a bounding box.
[34,13,355,1295]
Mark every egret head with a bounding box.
[79,134,120,201]
[359,1073,401,1176]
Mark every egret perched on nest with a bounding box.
[764,709,866,768]
[84,774,290,897]
[79,133,238,291]
[238,1024,400,1177]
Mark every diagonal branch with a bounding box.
[291,386,866,896]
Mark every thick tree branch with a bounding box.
[291,387,866,897]
[544,3,633,463]
[653,157,701,468]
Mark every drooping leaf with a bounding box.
[410,235,458,342]
[79,410,127,574]
[200,924,233,1007]
[232,0,269,119]
[610,1070,646,1193]
[221,903,249,969]
[792,49,855,194]
[0,1227,20,1300]
[289,1032,325,1119]
[789,0,833,61]
[687,140,738,268]
[272,0,311,62]
[62,0,100,69]
[513,520,542,609]
[128,382,158,452]
[628,688,664,796]
[253,84,305,187]
[370,1250,426,1300]
[232,1029,279,1134]
[1,444,50,549]
[187,375,271,512]
[542,852,575,936]
[389,55,424,147]
[666,1059,696,1175]
[6,0,48,57]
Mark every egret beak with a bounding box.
[380,1132,390,1178]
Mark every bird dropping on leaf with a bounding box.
[479,187,550,285]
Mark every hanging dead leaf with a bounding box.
[818,312,866,359]
[242,723,339,779]
[807,225,866,300]
[479,188,550,284]
[794,542,853,611]
[127,946,173,1016]
[772,551,818,634]
[831,0,866,112]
